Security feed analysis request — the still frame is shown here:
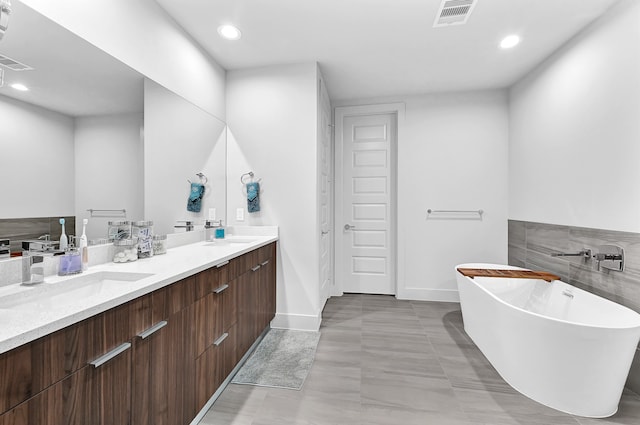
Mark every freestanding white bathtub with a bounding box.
[455,263,640,418]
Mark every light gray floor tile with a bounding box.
[360,404,474,425]
[361,372,463,413]
[198,294,640,425]
[200,384,269,424]
[252,390,362,425]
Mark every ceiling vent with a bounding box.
[433,0,478,27]
[0,53,33,71]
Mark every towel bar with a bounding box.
[87,209,126,218]
[240,171,254,184]
[427,209,483,215]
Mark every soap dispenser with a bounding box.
[215,220,225,239]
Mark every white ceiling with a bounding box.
[0,1,143,117]
[155,0,621,101]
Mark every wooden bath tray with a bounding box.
[457,268,560,282]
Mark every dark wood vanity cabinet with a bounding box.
[0,242,277,425]
[0,302,133,425]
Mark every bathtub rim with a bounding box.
[456,263,640,331]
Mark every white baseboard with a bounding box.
[271,312,321,331]
[396,287,460,303]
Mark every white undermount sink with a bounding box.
[0,271,153,312]
[204,237,258,246]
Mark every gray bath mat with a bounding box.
[231,328,321,390]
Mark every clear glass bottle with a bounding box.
[132,220,154,258]
[113,237,139,263]
[152,234,167,255]
[108,221,131,241]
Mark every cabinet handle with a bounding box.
[89,342,131,368]
[137,320,168,339]
[216,260,230,268]
[251,265,261,272]
[213,332,229,346]
[213,284,229,294]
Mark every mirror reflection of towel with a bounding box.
[247,182,260,213]
[187,182,205,212]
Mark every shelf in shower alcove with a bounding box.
[457,268,560,282]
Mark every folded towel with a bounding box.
[187,182,205,212]
[247,182,260,213]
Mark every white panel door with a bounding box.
[341,113,395,294]
[318,77,333,307]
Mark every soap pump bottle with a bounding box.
[79,219,88,271]
[59,218,68,251]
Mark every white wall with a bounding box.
[509,0,640,232]
[226,63,321,330]
[0,95,75,218]
[144,79,227,236]
[334,90,510,301]
[74,114,144,241]
[21,0,226,120]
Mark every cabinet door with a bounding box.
[0,346,132,425]
[194,293,216,358]
[0,309,112,416]
[259,255,276,332]
[235,271,255,359]
[0,344,32,416]
[131,317,173,425]
[194,342,221,414]
[92,346,132,425]
[181,302,198,423]
[132,305,195,425]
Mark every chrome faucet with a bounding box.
[551,249,591,258]
[21,236,63,284]
[204,220,221,229]
[22,251,47,285]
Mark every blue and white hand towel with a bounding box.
[187,182,205,212]
[246,182,260,213]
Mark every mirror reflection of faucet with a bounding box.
[174,220,195,232]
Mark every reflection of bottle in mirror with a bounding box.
[59,218,68,251]
[80,219,89,271]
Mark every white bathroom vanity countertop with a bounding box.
[0,231,278,355]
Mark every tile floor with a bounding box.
[199,294,640,425]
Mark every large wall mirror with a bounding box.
[0,1,226,246]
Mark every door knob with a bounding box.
[344,224,356,231]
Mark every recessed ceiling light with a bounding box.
[217,24,241,41]
[500,35,520,49]
[10,83,29,91]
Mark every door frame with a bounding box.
[317,74,333,309]
[333,103,404,296]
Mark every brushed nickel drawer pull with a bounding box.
[251,265,261,272]
[213,284,229,294]
[216,260,230,268]
[213,332,229,346]
[260,260,270,266]
[137,320,168,339]
[89,342,131,368]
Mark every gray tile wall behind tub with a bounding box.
[508,219,640,395]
